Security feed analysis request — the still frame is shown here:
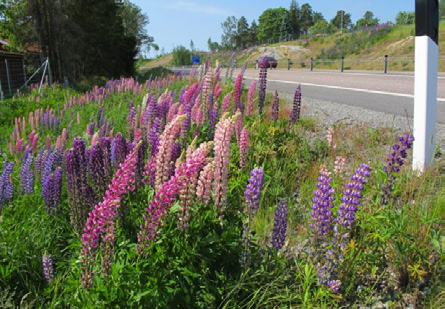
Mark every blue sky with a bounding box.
[131,0,414,55]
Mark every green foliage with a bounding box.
[171,45,192,66]
[396,11,415,25]
[257,8,289,42]
[0,71,441,308]
[309,20,336,35]
[331,10,352,30]
[356,11,379,29]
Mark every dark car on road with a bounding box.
[255,56,278,69]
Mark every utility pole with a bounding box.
[341,10,344,33]
[413,0,439,172]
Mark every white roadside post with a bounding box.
[413,0,439,172]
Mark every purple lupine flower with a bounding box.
[381,133,414,205]
[89,144,107,196]
[169,142,182,178]
[272,200,288,249]
[20,154,34,194]
[180,112,191,145]
[289,85,301,126]
[127,103,136,141]
[310,166,335,236]
[240,61,247,76]
[336,163,372,228]
[0,160,14,208]
[42,253,54,283]
[148,118,161,157]
[240,222,252,268]
[43,167,63,214]
[244,167,264,216]
[225,51,236,80]
[111,133,128,169]
[135,139,146,186]
[328,280,341,293]
[272,90,279,121]
[208,99,219,138]
[66,138,97,234]
[258,57,268,115]
[100,137,113,186]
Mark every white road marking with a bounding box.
[242,76,445,102]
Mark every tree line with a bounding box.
[209,0,445,52]
[0,0,152,83]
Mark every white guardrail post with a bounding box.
[413,0,439,172]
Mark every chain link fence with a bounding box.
[0,54,50,101]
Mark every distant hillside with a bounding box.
[141,22,445,72]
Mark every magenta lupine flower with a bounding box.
[246,80,256,116]
[239,126,249,168]
[221,93,232,115]
[258,57,268,115]
[155,115,186,190]
[381,133,414,205]
[336,164,372,228]
[310,166,335,236]
[234,74,243,111]
[272,90,279,121]
[244,167,264,216]
[272,200,288,249]
[81,141,141,288]
[138,154,207,253]
[20,154,34,194]
[196,161,214,205]
[213,113,240,220]
[42,253,54,283]
[289,85,301,126]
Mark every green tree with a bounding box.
[309,20,336,35]
[280,13,293,41]
[299,3,315,34]
[288,0,300,39]
[249,20,258,46]
[313,12,324,24]
[190,39,195,52]
[355,11,379,28]
[395,11,415,25]
[172,45,191,65]
[207,37,220,52]
[331,10,352,31]
[119,0,153,55]
[221,16,238,50]
[257,7,288,43]
[235,16,249,49]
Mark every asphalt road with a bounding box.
[235,69,445,124]
[167,67,445,124]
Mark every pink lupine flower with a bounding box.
[16,138,22,154]
[239,126,250,168]
[221,93,231,115]
[197,161,214,205]
[155,115,186,190]
[246,80,257,116]
[235,108,243,145]
[177,143,213,232]
[77,112,80,125]
[334,156,347,176]
[213,113,240,220]
[9,141,14,155]
[138,154,207,254]
[80,141,141,288]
